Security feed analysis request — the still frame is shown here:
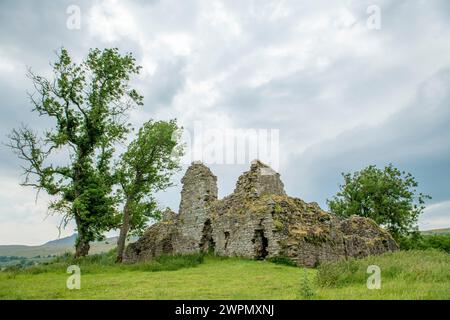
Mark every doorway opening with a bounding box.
[199,219,215,253]
[253,229,268,259]
[224,231,230,251]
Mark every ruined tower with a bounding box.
[233,160,286,199]
[175,161,218,253]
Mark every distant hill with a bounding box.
[421,228,450,236]
[43,233,78,247]
[0,234,119,258]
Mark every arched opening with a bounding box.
[224,231,230,251]
[253,229,268,259]
[199,219,215,253]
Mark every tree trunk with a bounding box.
[74,213,90,258]
[75,238,90,258]
[116,201,131,263]
[73,156,91,259]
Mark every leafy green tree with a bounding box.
[327,164,431,242]
[115,120,183,262]
[8,48,143,257]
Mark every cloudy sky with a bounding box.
[0,0,449,245]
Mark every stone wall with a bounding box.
[174,161,218,253]
[124,209,178,262]
[124,160,398,266]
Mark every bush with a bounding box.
[299,270,315,299]
[316,250,450,288]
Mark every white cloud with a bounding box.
[157,33,193,56]
[420,201,450,231]
[87,0,138,43]
[0,221,74,246]
[201,1,242,37]
[0,173,75,245]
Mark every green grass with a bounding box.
[2,250,205,275]
[316,250,450,299]
[0,250,448,300]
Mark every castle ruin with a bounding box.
[124,160,398,266]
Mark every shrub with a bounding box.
[299,270,315,299]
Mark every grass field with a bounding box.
[421,228,450,235]
[0,250,448,300]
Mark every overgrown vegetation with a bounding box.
[2,250,204,275]
[316,250,449,289]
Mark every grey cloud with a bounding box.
[1,0,450,243]
[282,68,450,208]
[143,57,187,109]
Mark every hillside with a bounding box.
[421,228,450,235]
[0,234,118,258]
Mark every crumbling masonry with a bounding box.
[124,160,398,266]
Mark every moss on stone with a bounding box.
[273,219,284,231]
